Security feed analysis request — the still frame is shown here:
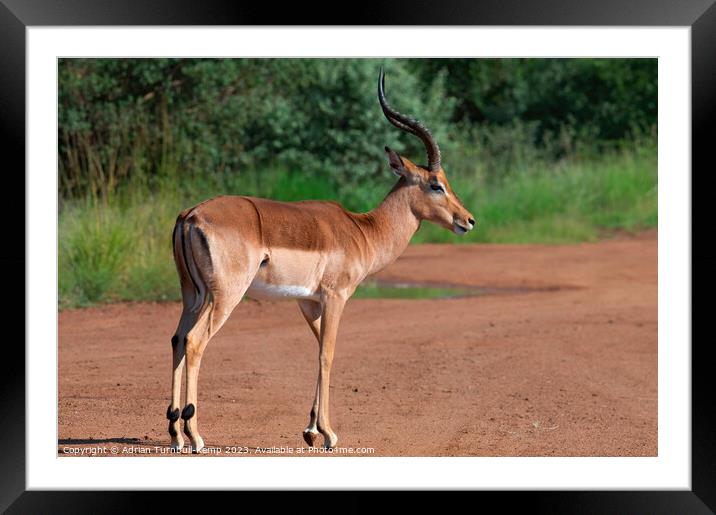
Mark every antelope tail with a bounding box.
[172,214,210,313]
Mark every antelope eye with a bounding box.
[430,184,445,193]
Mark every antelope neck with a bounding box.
[358,181,421,275]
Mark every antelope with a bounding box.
[167,68,476,452]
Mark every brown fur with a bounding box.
[167,151,474,452]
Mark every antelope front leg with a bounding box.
[303,383,321,447]
[297,300,322,447]
[316,295,346,449]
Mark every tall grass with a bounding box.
[414,138,657,244]
[58,137,656,309]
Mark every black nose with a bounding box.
[468,218,475,226]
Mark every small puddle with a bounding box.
[352,280,566,300]
[353,281,486,300]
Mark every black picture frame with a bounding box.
[2,0,713,512]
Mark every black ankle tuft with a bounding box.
[181,403,195,421]
[166,405,180,422]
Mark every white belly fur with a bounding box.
[247,278,320,301]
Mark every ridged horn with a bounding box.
[378,67,441,172]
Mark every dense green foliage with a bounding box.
[59,59,450,202]
[59,58,655,201]
[409,59,656,142]
[58,58,657,308]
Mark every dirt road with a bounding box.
[58,232,657,456]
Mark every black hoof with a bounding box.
[303,430,320,447]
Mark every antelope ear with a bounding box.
[384,146,407,177]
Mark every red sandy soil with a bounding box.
[58,231,657,457]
